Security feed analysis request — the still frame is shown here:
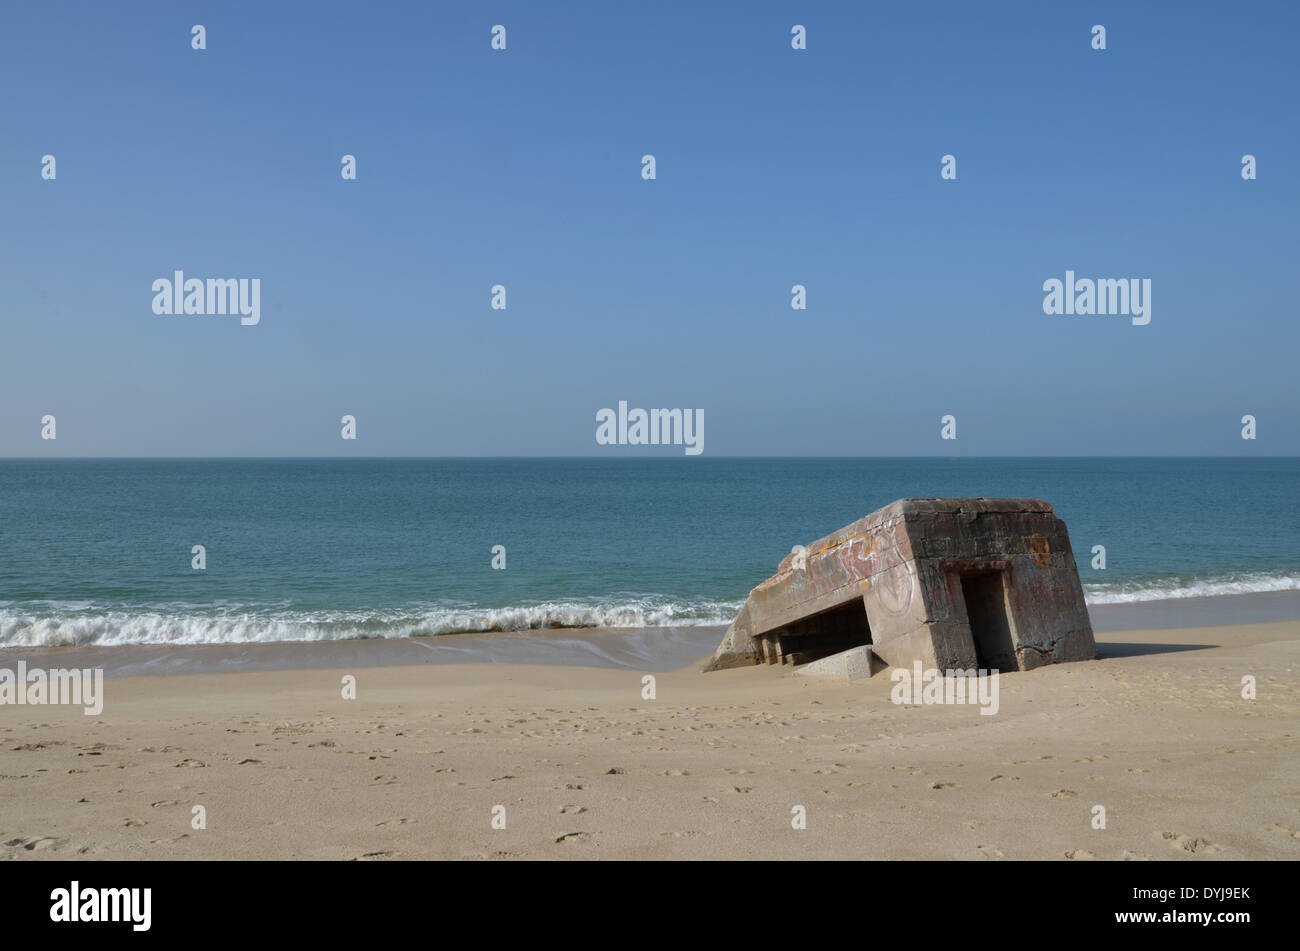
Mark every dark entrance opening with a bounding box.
[960,572,1018,671]
[756,598,871,666]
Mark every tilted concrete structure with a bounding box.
[704,498,1096,674]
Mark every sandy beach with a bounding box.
[3,615,1299,861]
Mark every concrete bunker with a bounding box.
[704,498,1096,674]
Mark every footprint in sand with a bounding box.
[351,850,398,861]
[1267,824,1300,840]
[1157,831,1224,854]
[174,759,206,769]
[272,725,313,736]
[5,836,62,852]
[461,850,521,860]
[555,832,593,844]
[375,818,416,827]
[976,844,1004,860]
[1051,789,1079,799]
[121,818,147,828]
[149,834,190,845]
[1064,849,1096,860]
[559,805,587,815]
[370,775,397,785]
[78,743,118,753]
[660,769,691,777]
[1121,850,1151,861]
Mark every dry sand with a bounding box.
[3,621,1299,860]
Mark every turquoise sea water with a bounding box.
[1,458,1296,647]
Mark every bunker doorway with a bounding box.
[960,571,1019,672]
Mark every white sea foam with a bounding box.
[3,574,1298,648]
[1083,572,1300,605]
[0,598,742,648]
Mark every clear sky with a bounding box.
[2,1,1296,456]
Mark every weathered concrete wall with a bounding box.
[893,500,1094,671]
[704,498,1097,674]
[704,502,915,670]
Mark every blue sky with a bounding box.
[2,1,1296,456]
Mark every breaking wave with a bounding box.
[0,597,742,648]
[1083,572,1300,605]
[3,573,1298,649]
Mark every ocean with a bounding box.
[1,457,1297,649]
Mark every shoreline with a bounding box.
[4,589,1300,678]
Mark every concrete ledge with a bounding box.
[792,645,880,681]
